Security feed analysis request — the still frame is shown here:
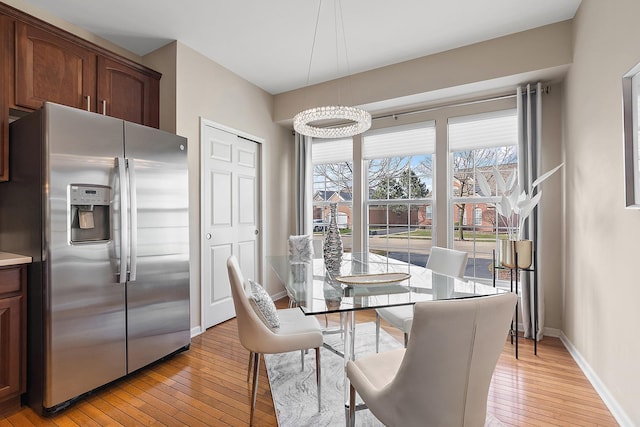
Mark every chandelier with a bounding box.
[293,0,372,139]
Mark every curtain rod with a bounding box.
[298,85,549,134]
[371,85,549,122]
[372,93,516,121]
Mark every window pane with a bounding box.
[312,138,353,252]
[365,122,435,272]
[449,109,518,282]
[451,202,499,279]
[367,203,432,273]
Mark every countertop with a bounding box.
[0,251,32,267]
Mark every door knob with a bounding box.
[254,230,259,235]
[206,233,212,240]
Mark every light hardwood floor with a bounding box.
[1,299,618,426]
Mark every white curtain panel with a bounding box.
[517,83,543,341]
[294,132,313,235]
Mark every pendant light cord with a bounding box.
[304,0,323,87]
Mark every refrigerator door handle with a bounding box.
[117,156,129,283]
[128,158,138,282]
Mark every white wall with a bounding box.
[563,0,640,423]
[539,84,564,331]
[273,20,573,124]
[168,42,292,331]
[144,42,177,134]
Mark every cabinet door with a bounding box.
[97,56,159,128]
[14,21,96,111]
[1,15,8,182]
[0,295,21,401]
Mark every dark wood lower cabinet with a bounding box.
[0,265,26,417]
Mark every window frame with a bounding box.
[306,96,518,287]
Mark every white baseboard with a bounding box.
[190,326,203,338]
[559,332,633,426]
[272,290,288,302]
[542,326,561,337]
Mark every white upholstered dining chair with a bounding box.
[375,246,468,351]
[287,234,314,307]
[226,255,323,426]
[348,292,517,427]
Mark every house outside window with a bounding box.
[312,138,353,252]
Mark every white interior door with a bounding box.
[201,122,261,329]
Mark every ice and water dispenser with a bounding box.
[69,185,111,243]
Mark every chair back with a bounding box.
[426,246,468,278]
[288,234,314,263]
[382,293,516,427]
[226,255,277,353]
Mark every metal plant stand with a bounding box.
[492,250,537,358]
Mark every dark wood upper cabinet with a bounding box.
[0,4,162,182]
[14,21,96,112]
[98,56,159,128]
[1,15,8,182]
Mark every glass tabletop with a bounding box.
[267,252,503,315]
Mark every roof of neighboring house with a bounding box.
[313,190,353,202]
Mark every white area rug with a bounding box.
[265,322,505,426]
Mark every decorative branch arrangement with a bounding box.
[476,163,564,240]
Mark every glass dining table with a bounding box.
[267,251,504,418]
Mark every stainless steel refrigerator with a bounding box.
[0,102,190,414]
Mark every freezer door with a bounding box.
[124,122,190,373]
[44,103,127,408]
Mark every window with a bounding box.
[312,138,353,252]
[364,122,434,271]
[305,98,518,284]
[474,207,483,226]
[449,109,518,279]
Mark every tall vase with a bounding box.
[499,239,533,269]
[499,240,516,268]
[514,240,533,269]
[323,203,343,275]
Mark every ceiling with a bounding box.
[20,0,581,95]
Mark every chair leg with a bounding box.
[375,312,380,353]
[250,352,260,426]
[349,382,356,427]
[247,351,254,382]
[315,347,321,412]
[403,332,409,348]
[300,350,305,371]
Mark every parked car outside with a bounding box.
[313,219,328,232]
